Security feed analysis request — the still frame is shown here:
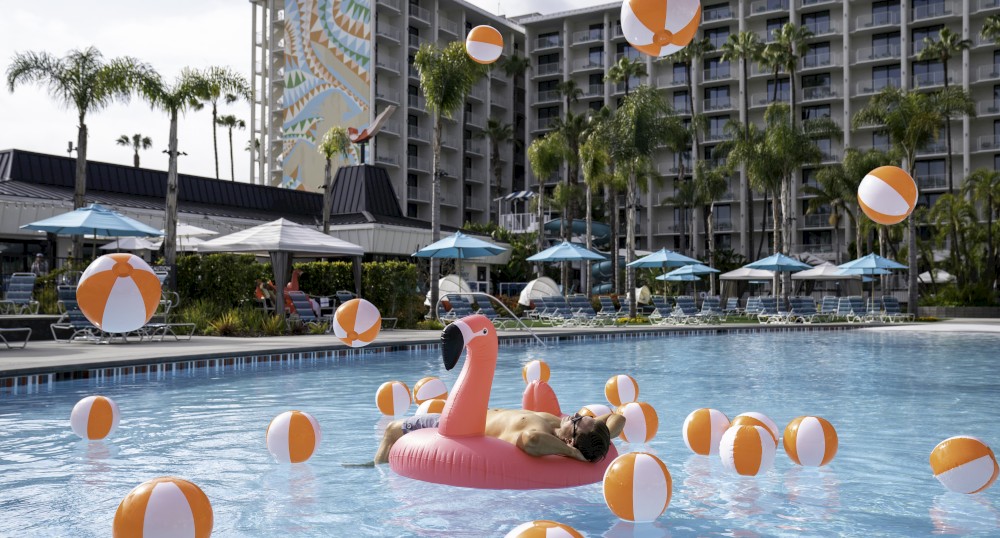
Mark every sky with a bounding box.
[0,0,603,182]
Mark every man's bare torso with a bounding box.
[484,408,562,445]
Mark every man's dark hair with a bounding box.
[575,422,612,462]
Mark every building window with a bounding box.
[588,47,603,67]
[705,27,729,49]
[589,100,603,111]
[407,144,418,157]
[703,3,731,21]
[912,60,944,87]
[873,132,891,151]
[803,43,831,68]
[802,105,831,121]
[587,23,603,41]
[537,52,559,66]
[537,79,557,94]
[708,116,728,139]
[703,57,730,79]
[802,168,819,188]
[912,25,944,54]
[766,78,790,101]
[915,159,945,189]
[538,31,560,48]
[872,64,901,90]
[872,0,901,21]
[407,203,418,218]
[672,63,687,84]
[673,91,689,113]
[615,42,641,60]
[766,17,789,42]
[801,11,831,35]
[912,0,948,19]
[802,73,831,89]
[704,86,729,111]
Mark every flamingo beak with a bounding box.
[441,322,464,370]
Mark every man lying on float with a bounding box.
[375,314,625,489]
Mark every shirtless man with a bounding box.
[374,409,625,465]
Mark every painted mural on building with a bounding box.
[281,0,370,190]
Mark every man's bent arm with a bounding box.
[516,431,587,461]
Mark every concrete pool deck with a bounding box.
[1,319,998,382]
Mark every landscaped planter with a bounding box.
[917,306,1000,318]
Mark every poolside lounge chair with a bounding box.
[566,295,607,326]
[286,290,327,331]
[672,296,705,324]
[756,297,790,324]
[597,296,628,326]
[440,295,475,324]
[699,296,724,323]
[744,296,763,317]
[0,273,40,315]
[648,296,674,325]
[819,296,840,322]
[723,297,742,318]
[475,300,519,329]
[836,296,870,323]
[336,290,358,306]
[880,296,914,323]
[787,296,820,324]
[0,327,31,349]
[50,300,105,342]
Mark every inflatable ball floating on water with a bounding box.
[412,376,448,404]
[376,380,411,416]
[731,411,780,447]
[930,436,999,494]
[617,401,659,444]
[113,477,212,538]
[605,374,639,407]
[603,452,672,523]
[71,395,120,441]
[522,360,550,384]
[505,520,583,538]
[683,408,730,456]
[784,416,838,467]
[415,398,447,415]
[719,425,776,477]
[266,410,321,464]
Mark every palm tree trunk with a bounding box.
[430,109,442,319]
[772,189,781,296]
[988,194,996,290]
[627,170,638,318]
[492,145,501,223]
[585,184,593,295]
[757,190,769,259]
[742,58,754,263]
[229,127,236,181]
[612,192,620,293]
[322,158,333,234]
[72,120,88,261]
[212,104,220,180]
[854,209,864,259]
[536,177,544,279]
[133,149,140,168]
[707,202,717,295]
[165,109,180,287]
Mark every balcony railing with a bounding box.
[575,58,604,70]
[712,219,733,231]
[407,94,425,110]
[408,65,419,79]
[376,24,400,42]
[464,196,484,211]
[912,72,950,88]
[465,112,484,128]
[381,0,401,12]
[800,0,836,6]
[751,92,790,107]
[656,73,687,87]
[801,52,839,69]
[916,141,948,155]
[375,154,398,167]
[703,97,732,111]
[376,56,400,73]
[978,101,1000,115]
[380,120,400,136]
[536,90,561,103]
[536,63,561,76]
[376,89,400,104]
[464,139,484,154]
[704,131,732,142]
[855,45,902,63]
[535,117,558,131]
[464,166,482,180]
[535,35,563,50]
[582,83,604,97]
[656,222,681,235]
[572,30,604,45]
[501,212,540,233]
[803,213,832,228]
[410,5,431,24]
[855,78,901,96]
[703,67,732,81]
[407,186,431,202]
[911,1,956,22]
[981,0,1000,9]
[703,7,733,22]
[407,124,429,141]
[918,174,948,189]
[977,135,1000,151]
[804,24,838,38]
[801,85,839,101]
[976,65,1000,83]
[468,85,486,102]
[439,16,459,36]
[801,242,834,253]
[750,0,790,16]
[407,155,430,172]
[855,11,901,30]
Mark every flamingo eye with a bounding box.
[481,328,488,334]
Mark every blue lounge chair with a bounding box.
[744,296,763,317]
[723,297,742,318]
[672,296,704,324]
[788,296,820,324]
[597,296,628,326]
[819,296,839,321]
[699,296,724,323]
[880,296,914,323]
[287,290,326,330]
[0,273,40,315]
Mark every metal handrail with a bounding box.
[435,291,546,347]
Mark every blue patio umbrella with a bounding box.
[527,241,606,296]
[745,252,813,272]
[656,273,701,281]
[839,253,907,302]
[628,248,704,296]
[21,203,164,258]
[657,263,719,294]
[412,231,507,295]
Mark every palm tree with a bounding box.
[772,23,812,125]
[854,87,943,313]
[605,57,646,97]
[580,132,612,295]
[528,132,568,279]
[606,85,679,317]
[477,118,513,220]
[413,41,486,318]
[193,66,249,180]
[116,134,152,168]
[963,168,1000,289]
[556,79,582,112]
[918,28,972,194]
[139,68,206,281]
[811,148,896,261]
[6,46,154,260]
[927,193,977,283]
[317,126,352,234]
[695,160,731,294]
[721,31,765,262]
[983,14,1000,45]
[665,176,697,257]
[551,112,588,236]
[759,43,788,104]
[717,120,779,260]
[501,54,531,108]
[215,115,246,181]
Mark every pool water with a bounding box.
[1,330,999,537]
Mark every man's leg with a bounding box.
[374,420,404,464]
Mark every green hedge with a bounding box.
[175,254,423,328]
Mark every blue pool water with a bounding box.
[1,329,999,537]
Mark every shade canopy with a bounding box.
[163,223,219,238]
[745,253,813,272]
[656,272,701,281]
[663,263,720,276]
[518,277,561,306]
[918,269,955,284]
[100,237,159,251]
[627,248,702,268]
[424,275,472,307]
[411,231,506,259]
[837,253,908,274]
[792,262,862,281]
[527,241,607,262]
[197,219,365,311]
[197,218,364,257]
[20,203,163,237]
[720,267,776,281]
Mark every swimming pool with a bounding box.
[1,330,998,537]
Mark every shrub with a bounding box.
[415,319,444,331]
[208,310,242,336]
[261,315,286,336]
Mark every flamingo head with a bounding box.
[440,314,496,370]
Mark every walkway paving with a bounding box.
[1,319,997,379]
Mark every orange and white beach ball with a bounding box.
[412,376,448,404]
[682,408,731,456]
[333,298,381,348]
[112,477,213,538]
[858,165,919,225]
[505,520,583,538]
[621,0,702,58]
[77,253,161,333]
[415,398,447,415]
[522,360,551,385]
[784,416,838,467]
[466,25,504,65]
[720,425,776,476]
[265,410,321,463]
[70,395,120,440]
[617,401,659,444]
[731,412,780,447]
[578,404,613,418]
[603,452,672,522]
[605,374,639,407]
[930,436,999,494]
[376,380,411,416]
